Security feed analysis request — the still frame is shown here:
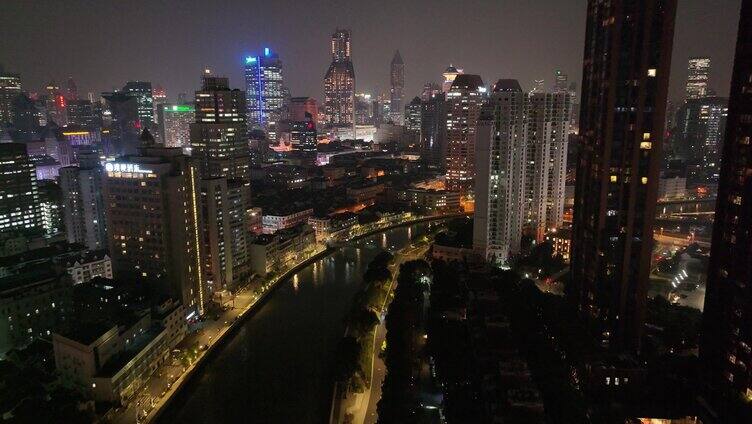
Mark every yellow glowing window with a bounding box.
[641,177,648,184]
[643,133,651,140]
[647,69,657,77]
[640,142,652,149]
[610,175,618,183]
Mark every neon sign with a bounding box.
[105,163,153,173]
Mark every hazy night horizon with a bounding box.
[0,0,742,102]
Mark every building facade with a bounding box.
[686,57,711,100]
[700,0,752,413]
[244,48,285,133]
[159,104,194,149]
[569,0,676,353]
[390,50,405,124]
[445,74,486,193]
[0,143,43,236]
[103,148,206,314]
[324,29,356,128]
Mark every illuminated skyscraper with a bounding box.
[60,152,107,251]
[44,81,67,126]
[244,48,285,133]
[445,74,485,192]
[570,0,676,353]
[122,81,154,124]
[0,143,43,235]
[700,1,752,414]
[525,91,571,241]
[324,29,355,128]
[390,50,405,124]
[405,97,421,133]
[473,80,526,266]
[103,148,206,314]
[0,71,22,125]
[66,99,98,128]
[554,70,568,92]
[420,91,447,164]
[190,73,251,290]
[190,74,249,182]
[675,96,728,183]
[102,91,141,156]
[686,57,711,100]
[159,104,195,149]
[441,65,463,94]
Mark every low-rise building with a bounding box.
[307,212,359,242]
[545,227,571,263]
[0,268,73,356]
[249,225,316,277]
[346,182,384,203]
[658,176,687,199]
[65,250,112,285]
[262,208,314,234]
[52,299,185,405]
[395,188,461,213]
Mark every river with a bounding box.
[158,222,437,424]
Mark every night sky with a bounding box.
[0,0,742,104]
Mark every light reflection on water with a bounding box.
[160,222,433,424]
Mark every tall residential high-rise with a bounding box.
[59,151,107,251]
[473,80,527,266]
[569,0,676,353]
[445,74,486,193]
[686,57,711,100]
[441,65,463,93]
[0,143,43,235]
[190,73,251,289]
[525,91,571,241]
[0,71,22,124]
[405,97,422,133]
[244,48,285,133]
[190,74,249,182]
[419,91,447,164]
[103,147,206,314]
[389,50,405,125]
[122,81,154,124]
[159,104,195,149]
[700,0,752,413]
[324,29,356,128]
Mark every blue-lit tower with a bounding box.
[244,47,285,137]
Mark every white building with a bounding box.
[525,92,570,241]
[473,80,527,266]
[262,208,314,234]
[59,160,107,251]
[66,251,112,285]
[473,81,570,266]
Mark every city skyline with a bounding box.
[0,0,741,104]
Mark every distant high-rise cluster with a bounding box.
[324,29,356,129]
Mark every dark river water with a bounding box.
[158,222,435,424]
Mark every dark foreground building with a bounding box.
[700,0,752,419]
[569,0,677,354]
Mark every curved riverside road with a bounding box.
[158,222,438,424]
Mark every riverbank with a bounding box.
[135,214,456,424]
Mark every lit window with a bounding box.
[641,177,648,184]
[640,142,652,149]
[610,175,618,183]
[647,69,657,77]
[643,133,651,140]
